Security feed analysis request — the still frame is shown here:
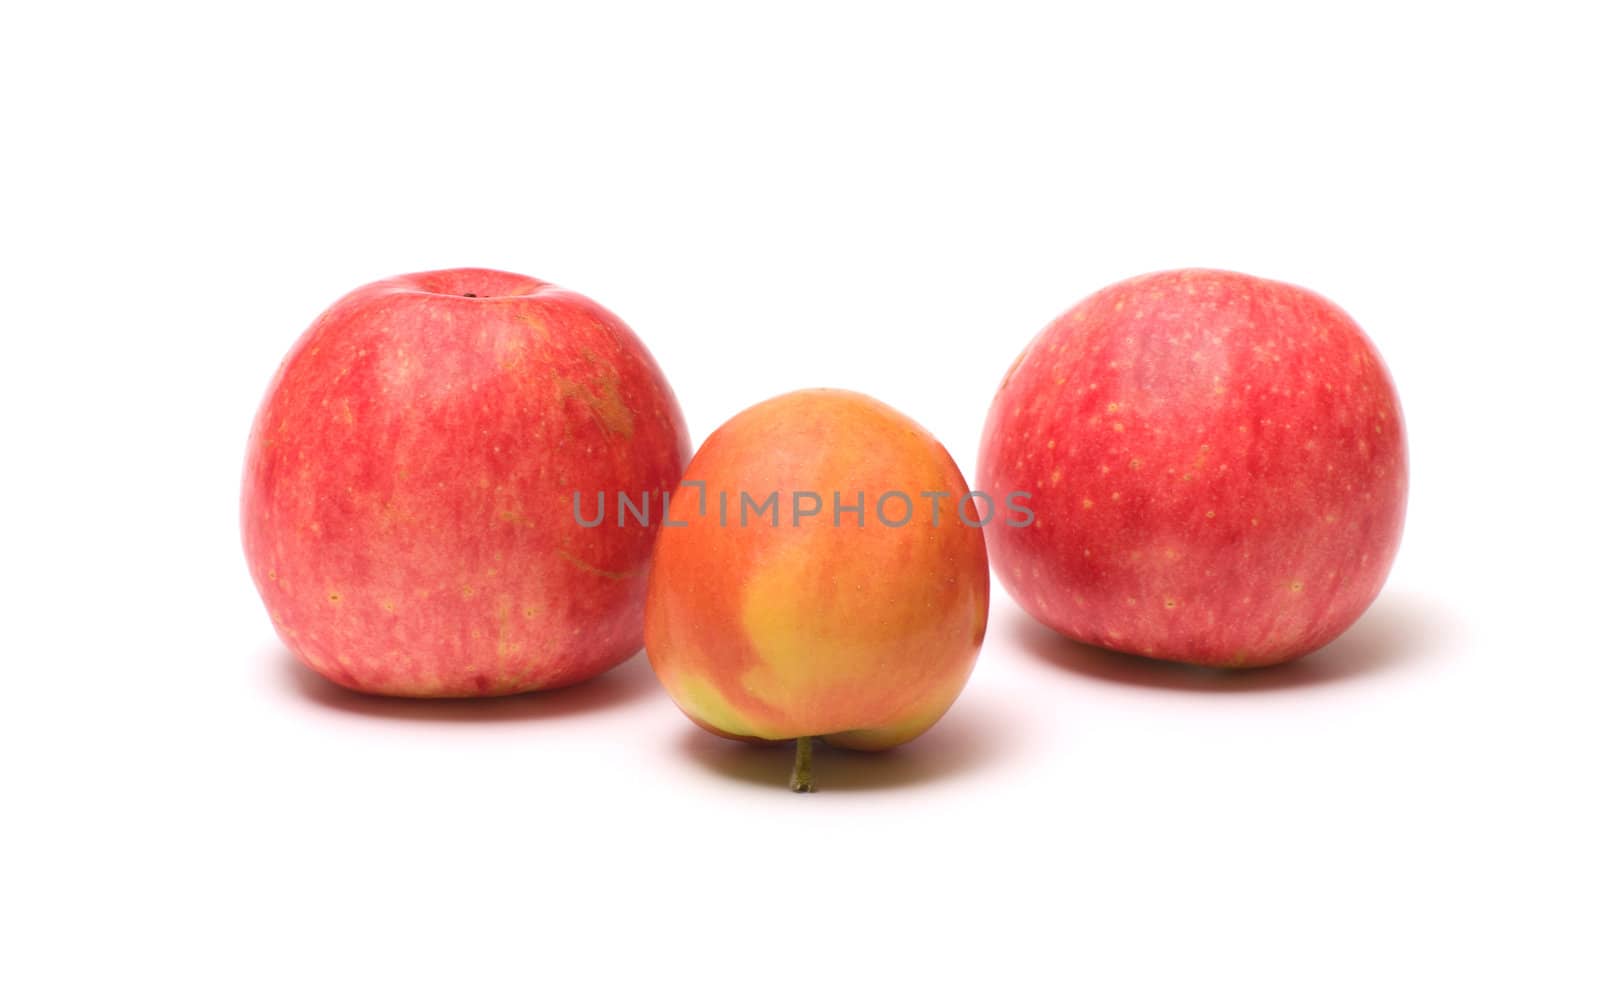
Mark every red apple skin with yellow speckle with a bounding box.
[243,268,690,697]
[979,269,1406,668]
[644,390,989,751]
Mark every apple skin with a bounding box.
[243,268,690,696]
[978,268,1406,668]
[644,390,989,750]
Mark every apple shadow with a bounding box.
[675,695,1019,792]
[1011,590,1455,693]
[276,647,660,721]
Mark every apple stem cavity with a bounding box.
[789,736,816,793]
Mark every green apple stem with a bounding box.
[789,736,816,793]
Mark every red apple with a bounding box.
[978,268,1406,668]
[243,268,690,696]
[644,390,989,789]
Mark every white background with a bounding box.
[4,2,1596,1005]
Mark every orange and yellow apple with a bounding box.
[644,389,989,789]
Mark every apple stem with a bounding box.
[789,736,816,793]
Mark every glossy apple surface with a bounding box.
[644,390,989,751]
[243,268,690,696]
[979,268,1406,667]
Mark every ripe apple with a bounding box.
[243,268,690,696]
[644,390,989,790]
[978,268,1406,668]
